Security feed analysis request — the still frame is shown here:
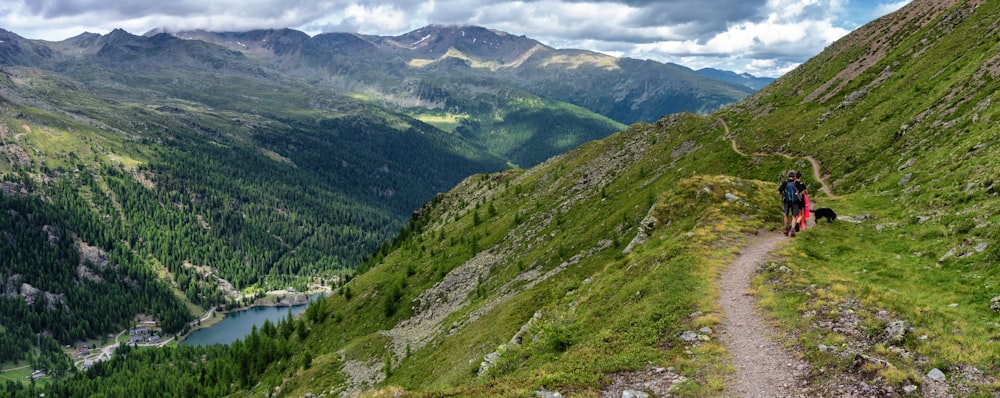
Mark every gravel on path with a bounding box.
[719,232,808,397]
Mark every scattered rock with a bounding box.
[839,215,863,224]
[975,242,988,253]
[535,387,563,398]
[724,192,741,203]
[898,172,913,186]
[903,384,918,394]
[939,248,956,262]
[601,367,687,397]
[881,320,909,345]
[623,215,658,254]
[927,368,946,382]
[42,225,61,244]
[478,351,501,377]
[851,354,894,372]
[1,181,27,196]
[990,295,1000,313]
[677,330,700,343]
[622,390,649,398]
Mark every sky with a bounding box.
[1,0,911,77]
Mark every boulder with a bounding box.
[927,368,945,382]
[881,320,909,344]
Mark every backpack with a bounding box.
[783,181,799,203]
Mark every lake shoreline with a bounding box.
[185,286,329,332]
[177,288,328,346]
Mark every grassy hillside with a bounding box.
[267,0,1000,395]
[247,113,798,397]
[717,0,1000,393]
[7,0,1000,396]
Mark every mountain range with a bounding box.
[9,0,1000,395]
[0,23,763,374]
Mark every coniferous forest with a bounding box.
[0,20,761,396]
[0,49,506,379]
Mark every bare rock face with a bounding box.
[1,274,23,298]
[622,214,658,255]
[77,239,109,268]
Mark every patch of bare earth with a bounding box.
[719,232,809,397]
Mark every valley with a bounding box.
[4,0,1000,396]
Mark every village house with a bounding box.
[128,327,150,336]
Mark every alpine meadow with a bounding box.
[4,0,1000,396]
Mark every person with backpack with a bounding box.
[795,171,809,232]
[779,171,801,237]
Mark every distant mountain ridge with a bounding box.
[172,24,761,123]
[0,22,767,379]
[696,68,775,90]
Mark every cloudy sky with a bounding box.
[2,0,910,77]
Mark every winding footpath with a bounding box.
[719,118,836,198]
[714,117,818,395]
[718,233,808,397]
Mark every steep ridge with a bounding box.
[175,25,754,124]
[297,0,1000,395]
[719,0,1000,395]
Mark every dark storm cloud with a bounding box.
[25,0,198,18]
[625,0,767,39]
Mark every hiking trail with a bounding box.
[718,232,808,397]
[717,118,836,198]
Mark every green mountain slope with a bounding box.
[0,23,727,371]
[259,0,1000,395]
[0,52,506,368]
[181,24,751,130]
[7,0,1000,396]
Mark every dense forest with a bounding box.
[0,168,189,369]
[0,50,510,369]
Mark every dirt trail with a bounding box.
[719,232,808,397]
[718,119,835,198]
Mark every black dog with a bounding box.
[813,208,837,222]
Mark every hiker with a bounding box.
[779,171,800,236]
[796,171,809,231]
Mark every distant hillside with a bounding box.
[179,25,755,125]
[696,67,775,90]
[0,21,765,373]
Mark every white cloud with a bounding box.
[874,0,911,17]
[0,0,898,77]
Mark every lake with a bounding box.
[181,297,318,347]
